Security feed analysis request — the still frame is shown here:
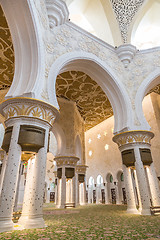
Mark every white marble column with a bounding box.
[115,182,121,204]
[55,181,57,205]
[0,123,21,232]
[107,183,111,203]
[123,164,139,214]
[60,166,66,208]
[18,158,35,224]
[117,181,123,204]
[96,185,99,204]
[82,181,86,205]
[134,147,151,215]
[13,162,23,212]
[76,177,80,206]
[146,163,160,206]
[88,187,92,204]
[56,178,60,207]
[0,153,7,196]
[134,170,142,212]
[19,128,49,229]
[105,183,109,204]
[72,175,76,205]
[46,185,50,203]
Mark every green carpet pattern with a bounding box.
[0,204,160,239]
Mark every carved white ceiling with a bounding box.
[110,0,144,43]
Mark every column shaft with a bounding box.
[13,162,23,212]
[115,183,121,204]
[134,170,142,212]
[0,123,21,232]
[105,184,109,204]
[123,164,139,214]
[134,147,151,215]
[60,166,66,208]
[0,153,7,196]
[72,175,76,205]
[19,128,49,228]
[96,186,99,204]
[76,178,80,206]
[56,178,60,207]
[146,163,160,206]
[82,181,86,205]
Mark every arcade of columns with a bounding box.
[0,99,160,233]
[0,94,160,234]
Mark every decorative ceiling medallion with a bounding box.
[0,6,14,90]
[56,71,113,131]
[110,0,144,43]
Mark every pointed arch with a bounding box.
[75,135,82,164]
[47,51,133,134]
[135,69,160,130]
[51,122,67,156]
[97,175,103,184]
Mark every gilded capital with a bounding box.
[0,97,59,126]
[76,165,88,174]
[54,156,79,167]
[113,130,154,148]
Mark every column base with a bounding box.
[57,205,65,209]
[18,216,46,229]
[141,209,151,215]
[80,203,86,206]
[127,208,140,214]
[0,219,14,233]
[138,207,142,213]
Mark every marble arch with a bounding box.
[51,122,67,156]
[135,69,160,130]
[47,51,133,134]
[0,0,46,99]
[116,169,123,181]
[75,135,82,164]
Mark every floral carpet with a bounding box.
[0,204,160,239]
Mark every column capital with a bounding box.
[76,165,88,174]
[54,156,79,167]
[113,130,154,148]
[0,97,59,127]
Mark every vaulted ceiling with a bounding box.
[56,71,113,130]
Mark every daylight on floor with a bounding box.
[0,0,160,239]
